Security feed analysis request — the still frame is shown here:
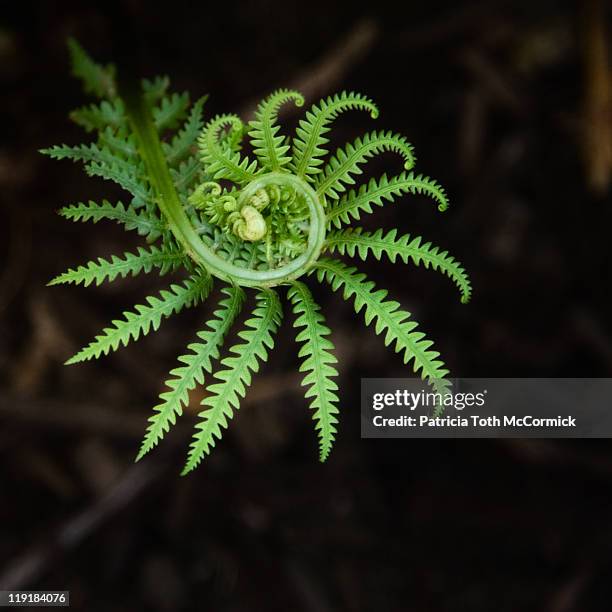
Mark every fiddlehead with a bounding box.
[46,42,471,470]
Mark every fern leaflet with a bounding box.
[67,37,116,99]
[313,259,449,383]
[248,89,305,171]
[198,114,260,185]
[137,286,245,460]
[326,172,449,228]
[325,229,471,303]
[66,273,211,364]
[58,200,163,237]
[315,131,416,200]
[291,92,379,180]
[164,96,208,165]
[49,245,186,288]
[183,289,282,474]
[153,91,190,131]
[288,282,339,461]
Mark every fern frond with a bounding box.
[325,229,472,303]
[98,128,138,159]
[313,259,449,384]
[142,76,170,104]
[288,282,339,461]
[70,99,126,132]
[58,200,163,237]
[171,157,201,196]
[248,89,305,171]
[49,245,186,288]
[66,273,211,365]
[67,37,116,99]
[137,286,245,461]
[40,143,126,169]
[164,96,208,165]
[326,172,449,229]
[291,92,379,180]
[182,289,282,474]
[153,92,190,132]
[316,131,416,200]
[198,114,259,185]
[85,159,151,207]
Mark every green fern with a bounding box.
[183,289,282,473]
[65,273,211,365]
[325,228,472,303]
[288,282,339,461]
[46,41,470,472]
[312,259,450,383]
[326,172,449,229]
[291,92,379,179]
[248,89,305,171]
[58,200,163,238]
[138,285,245,461]
[49,245,186,288]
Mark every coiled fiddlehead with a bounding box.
[44,40,471,472]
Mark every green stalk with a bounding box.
[122,89,325,287]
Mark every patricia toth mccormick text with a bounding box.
[360,379,608,438]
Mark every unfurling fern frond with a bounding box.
[325,229,472,303]
[313,259,450,384]
[48,40,470,471]
[137,285,245,461]
[291,92,379,179]
[58,200,164,238]
[248,89,305,171]
[198,114,259,185]
[316,131,416,200]
[66,273,211,365]
[326,172,449,228]
[49,245,186,288]
[288,282,339,462]
[67,37,116,99]
[183,289,282,474]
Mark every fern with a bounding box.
[47,40,470,471]
[66,273,211,364]
[288,282,339,461]
[58,200,163,238]
[138,285,245,460]
[153,91,190,131]
[183,289,282,473]
[291,92,379,179]
[198,114,260,185]
[70,99,126,132]
[164,96,208,165]
[248,89,305,171]
[327,172,449,229]
[316,131,416,200]
[67,37,117,99]
[325,229,472,303]
[49,245,186,288]
[313,259,449,383]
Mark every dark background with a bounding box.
[2,0,612,610]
